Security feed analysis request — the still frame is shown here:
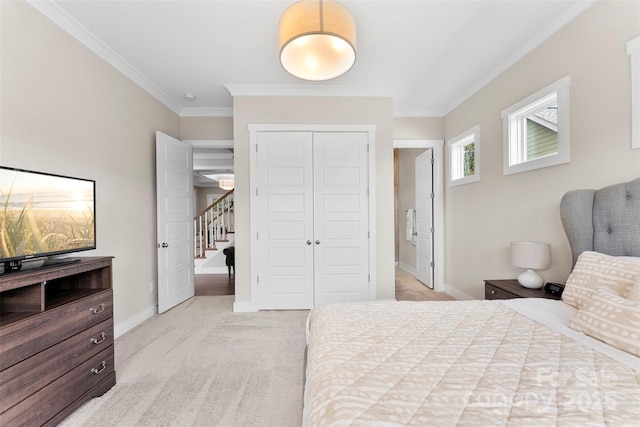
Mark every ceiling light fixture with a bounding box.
[218,178,234,191]
[204,174,234,190]
[279,0,356,81]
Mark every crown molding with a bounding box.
[441,0,596,116]
[26,0,183,115]
[180,107,233,117]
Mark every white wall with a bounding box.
[394,117,444,140]
[232,96,396,305]
[0,1,180,335]
[443,0,640,299]
[179,117,233,140]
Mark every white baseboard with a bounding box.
[114,305,156,338]
[233,299,258,312]
[398,262,417,276]
[444,284,475,301]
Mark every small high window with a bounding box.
[449,125,480,187]
[502,76,570,175]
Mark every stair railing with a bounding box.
[194,189,234,258]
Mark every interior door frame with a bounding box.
[246,124,377,312]
[393,139,445,292]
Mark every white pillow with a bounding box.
[562,251,640,309]
[568,287,640,357]
[617,256,640,264]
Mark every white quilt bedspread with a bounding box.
[302,300,640,426]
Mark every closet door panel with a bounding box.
[257,132,314,309]
[313,132,370,306]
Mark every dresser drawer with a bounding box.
[0,289,113,371]
[0,346,115,427]
[0,318,113,413]
[485,283,519,300]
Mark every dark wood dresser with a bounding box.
[484,279,561,300]
[0,257,116,426]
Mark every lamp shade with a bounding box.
[279,0,356,81]
[510,241,551,269]
[219,178,234,190]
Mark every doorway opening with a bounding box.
[393,140,444,296]
[190,139,235,297]
[195,274,234,296]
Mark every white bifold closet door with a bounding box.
[256,131,369,309]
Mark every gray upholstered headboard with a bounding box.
[560,178,640,267]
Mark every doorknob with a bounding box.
[315,240,320,245]
[307,240,312,245]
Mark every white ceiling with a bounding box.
[28,0,596,188]
[33,0,595,118]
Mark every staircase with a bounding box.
[194,189,235,274]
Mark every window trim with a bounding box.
[501,76,571,175]
[448,125,480,187]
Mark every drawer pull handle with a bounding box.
[491,290,496,294]
[91,361,107,375]
[90,333,106,344]
[90,304,105,314]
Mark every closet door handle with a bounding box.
[315,240,320,245]
[306,240,312,245]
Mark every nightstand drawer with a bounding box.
[484,279,561,300]
[485,283,519,300]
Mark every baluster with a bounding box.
[214,205,219,243]
[221,197,226,240]
[197,216,202,257]
[227,193,232,232]
[208,208,214,249]
[194,219,197,257]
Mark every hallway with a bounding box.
[195,274,234,296]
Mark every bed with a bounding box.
[302,178,640,426]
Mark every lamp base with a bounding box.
[517,269,544,289]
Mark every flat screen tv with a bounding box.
[0,166,96,272]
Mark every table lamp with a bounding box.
[510,241,551,289]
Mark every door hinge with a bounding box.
[430,261,434,267]
[368,231,370,239]
[431,157,435,165]
[368,274,370,282]
[255,144,258,152]
[257,275,259,284]
[256,232,259,239]
[430,193,435,199]
[256,188,259,196]
[430,227,434,233]
[367,144,370,153]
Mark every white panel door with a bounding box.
[313,132,369,305]
[415,149,433,288]
[156,131,194,313]
[256,132,314,309]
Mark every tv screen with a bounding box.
[0,166,96,267]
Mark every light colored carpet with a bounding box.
[59,296,309,427]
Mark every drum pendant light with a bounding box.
[279,0,356,81]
